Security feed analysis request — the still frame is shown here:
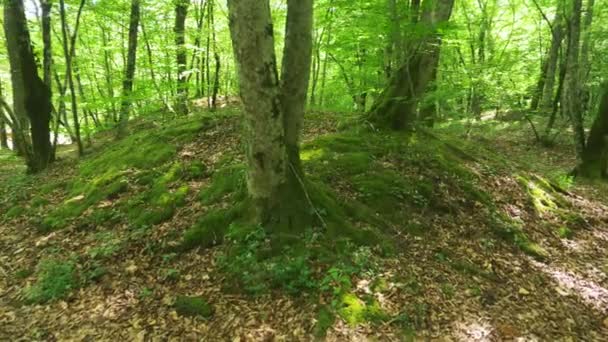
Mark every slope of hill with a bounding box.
[1,110,607,340]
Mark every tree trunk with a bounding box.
[0,113,7,149]
[4,0,53,172]
[579,0,595,111]
[117,0,141,138]
[100,25,118,122]
[539,12,564,112]
[578,81,608,178]
[562,0,586,159]
[59,0,85,156]
[227,0,313,232]
[174,0,189,115]
[368,0,454,130]
[0,80,8,149]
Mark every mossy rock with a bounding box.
[174,296,213,318]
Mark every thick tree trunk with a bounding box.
[4,0,53,172]
[578,82,608,178]
[368,0,454,130]
[227,0,313,232]
[562,0,586,159]
[174,0,189,115]
[117,0,141,138]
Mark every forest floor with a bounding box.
[1,109,608,341]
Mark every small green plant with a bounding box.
[24,259,77,304]
[139,287,154,300]
[163,268,181,282]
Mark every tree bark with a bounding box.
[117,0,141,138]
[539,12,564,112]
[562,0,586,159]
[3,0,53,172]
[59,0,85,156]
[578,81,608,178]
[368,0,454,130]
[0,81,8,149]
[174,0,189,115]
[227,0,313,232]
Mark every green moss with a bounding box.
[24,259,77,304]
[199,165,246,204]
[557,226,574,239]
[43,176,129,231]
[337,293,388,325]
[173,296,213,318]
[30,197,50,208]
[492,213,548,260]
[314,306,336,338]
[4,205,26,219]
[181,207,245,251]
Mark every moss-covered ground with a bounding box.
[1,109,608,340]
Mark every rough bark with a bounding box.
[227,0,313,232]
[562,0,586,159]
[117,0,141,138]
[3,0,53,172]
[368,0,454,130]
[174,0,189,115]
[578,82,608,178]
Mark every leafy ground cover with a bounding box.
[1,110,608,340]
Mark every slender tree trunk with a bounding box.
[100,26,118,122]
[0,81,8,149]
[174,0,189,115]
[209,0,220,110]
[227,0,313,231]
[4,0,53,172]
[74,56,92,146]
[578,81,608,178]
[59,0,85,156]
[205,0,212,108]
[579,0,595,111]
[117,0,141,138]
[562,0,586,159]
[141,21,172,113]
[539,13,564,112]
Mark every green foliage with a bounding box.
[174,296,213,318]
[314,306,336,338]
[4,205,26,220]
[24,259,77,304]
[218,224,316,295]
[198,165,246,204]
[88,232,122,259]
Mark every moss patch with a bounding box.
[174,296,213,318]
